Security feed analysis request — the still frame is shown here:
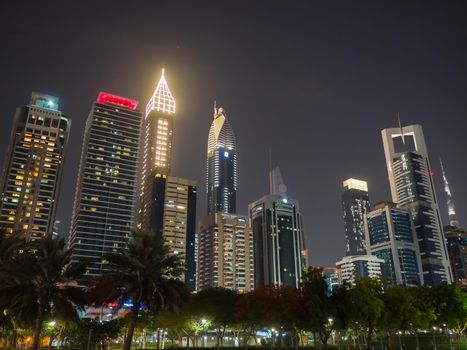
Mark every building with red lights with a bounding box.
[68,92,142,279]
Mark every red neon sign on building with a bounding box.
[97,92,138,110]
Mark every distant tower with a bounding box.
[248,166,307,288]
[0,92,70,239]
[440,159,460,228]
[342,178,371,256]
[206,106,237,214]
[69,92,142,279]
[139,69,176,230]
[381,123,452,285]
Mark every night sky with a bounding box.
[1,1,466,267]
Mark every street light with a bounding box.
[49,320,56,327]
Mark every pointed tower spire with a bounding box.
[440,158,460,227]
[397,112,405,145]
[269,166,287,197]
[145,68,176,117]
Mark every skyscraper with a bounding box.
[365,202,423,287]
[443,226,467,286]
[440,159,460,228]
[197,212,254,292]
[206,106,237,214]
[248,167,307,288]
[342,178,371,256]
[139,69,176,230]
[0,92,70,239]
[68,92,142,278]
[381,124,452,285]
[335,255,384,287]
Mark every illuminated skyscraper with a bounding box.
[335,255,384,287]
[440,159,460,228]
[139,69,176,230]
[365,202,423,287]
[381,124,452,285]
[342,178,371,256]
[206,106,237,214]
[248,167,307,288]
[0,92,70,239]
[444,226,467,286]
[69,92,142,278]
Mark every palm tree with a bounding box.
[88,229,190,350]
[0,235,87,350]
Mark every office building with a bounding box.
[342,178,371,256]
[248,167,307,288]
[335,255,384,287]
[381,124,452,285]
[365,202,423,287]
[139,69,176,230]
[69,92,142,278]
[0,92,70,239]
[197,212,254,292]
[206,106,237,214]
[444,226,467,286]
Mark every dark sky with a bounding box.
[1,1,466,267]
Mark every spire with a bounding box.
[440,158,460,227]
[145,68,176,117]
[397,112,405,145]
[270,166,287,197]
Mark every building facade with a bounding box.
[381,124,452,285]
[249,167,307,288]
[68,92,142,278]
[342,178,371,256]
[365,202,423,287]
[206,106,237,214]
[197,212,254,292]
[444,226,467,286]
[335,255,384,287]
[0,92,70,239]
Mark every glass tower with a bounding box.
[68,92,142,279]
[381,124,452,285]
[206,107,237,214]
[0,92,70,239]
[342,178,371,256]
[365,202,423,287]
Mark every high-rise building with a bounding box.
[0,92,70,239]
[440,159,460,228]
[161,176,197,291]
[197,212,254,292]
[381,124,452,285]
[68,92,142,278]
[206,106,237,214]
[139,69,176,230]
[342,178,371,256]
[444,226,467,286]
[365,202,423,287]
[335,255,384,287]
[248,167,307,288]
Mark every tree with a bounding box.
[0,235,87,350]
[300,267,334,346]
[88,229,190,350]
[430,283,467,334]
[190,288,239,348]
[382,286,421,333]
[347,278,385,348]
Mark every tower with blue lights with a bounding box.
[206,106,237,214]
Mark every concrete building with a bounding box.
[342,178,371,256]
[68,92,142,278]
[197,212,254,292]
[365,202,423,287]
[249,167,307,288]
[381,124,452,285]
[336,255,384,287]
[0,92,70,239]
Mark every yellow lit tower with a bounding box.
[139,69,176,230]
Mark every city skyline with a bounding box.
[1,1,466,267]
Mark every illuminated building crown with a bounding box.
[207,106,236,154]
[146,68,176,117]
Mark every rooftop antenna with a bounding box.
[397,112,405,145]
